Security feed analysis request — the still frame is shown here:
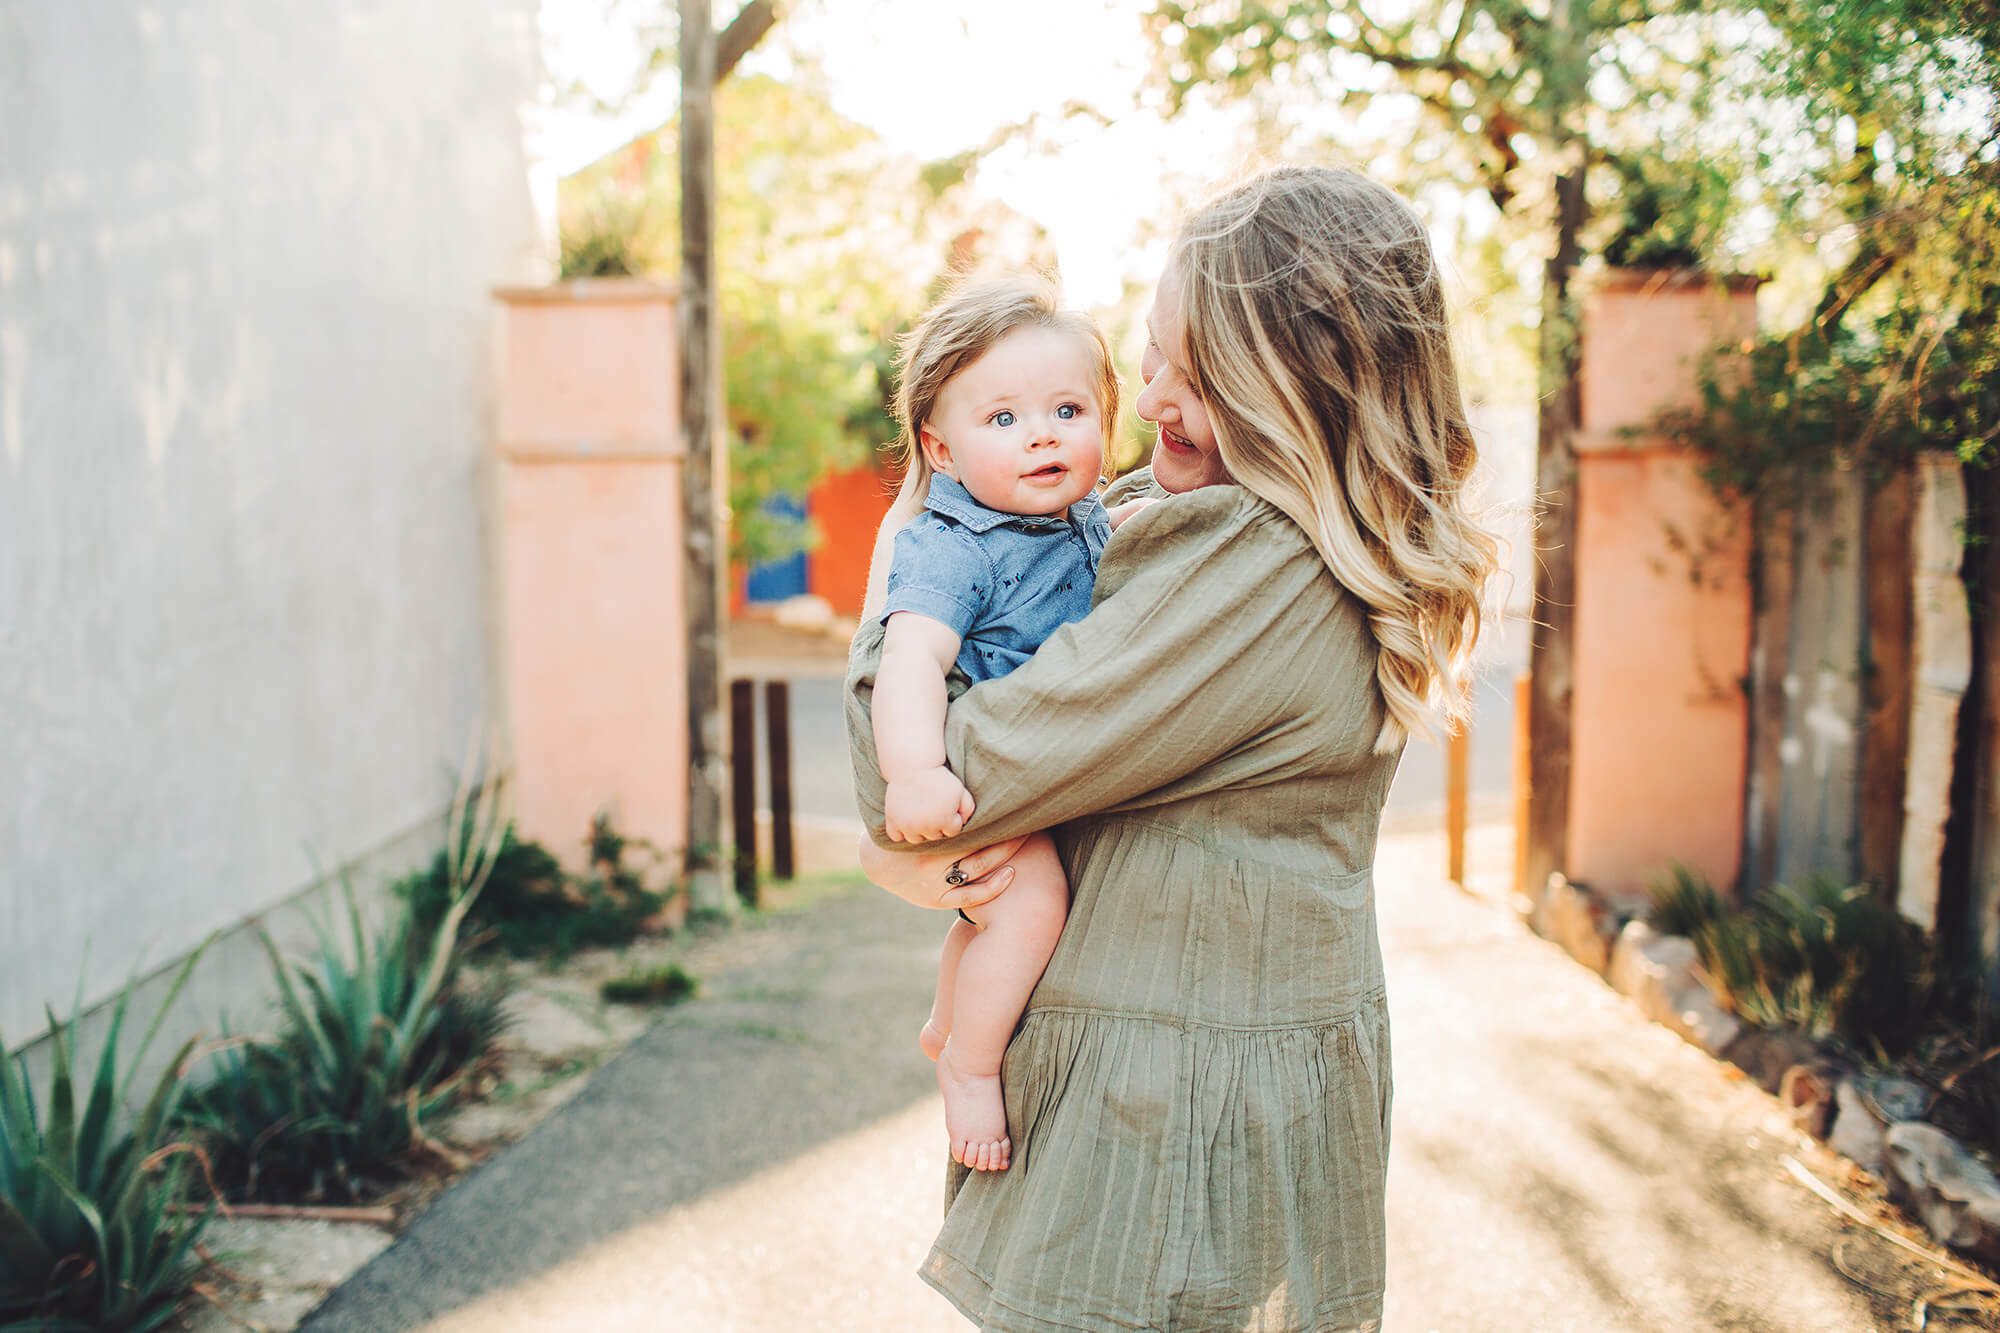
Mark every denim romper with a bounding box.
[880,473,1112,684]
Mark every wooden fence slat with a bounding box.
[765,680,794,881]
[730,677,757,907]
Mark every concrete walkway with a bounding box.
[304,827,1939,1331]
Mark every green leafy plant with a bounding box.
[1,951,211,1331]
[1690,876,1950,1058]
[399,815,674,963]
[600,964,697,1007]
[1646,863,1730,939]
[179,783,509,1203]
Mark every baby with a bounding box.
[871,276,1148,1172]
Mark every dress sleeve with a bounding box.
[844,486,1382,855]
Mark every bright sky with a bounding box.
[535,0,1259,307]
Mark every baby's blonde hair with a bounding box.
[1173,166,1499,751]
[892,274,1119,498]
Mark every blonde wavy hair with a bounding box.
[891,274,1119,497]
[1173,166,1498,751]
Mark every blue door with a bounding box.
[745,494,809,603]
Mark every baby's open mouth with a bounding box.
[1026,463,1068,478]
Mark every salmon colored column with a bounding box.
[1568,271,1759,900]
[493,280,688,868]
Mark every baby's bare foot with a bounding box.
[918,1019,948,1062]
[936,1043,1010,1171]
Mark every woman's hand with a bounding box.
[856,832,1032,913]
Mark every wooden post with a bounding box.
[1513,673,1532,897]
[1524,157,1586,905]
[680,0,727,908]
[1447,723,1470,887]
[1860,462,1915,896]
[730,678,758,906]
[765,679,795,881]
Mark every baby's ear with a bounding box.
[918,424,954,478]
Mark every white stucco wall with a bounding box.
[0,2,546,1041]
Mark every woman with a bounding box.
[846,166,1497,1331]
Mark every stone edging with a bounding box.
[1527,872,2000,1269]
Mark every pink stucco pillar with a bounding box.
[1568,270,1759,900]
[493,280,688,868]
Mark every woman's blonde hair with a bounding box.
[892,274,1119,497]
[1173,165,1498,751]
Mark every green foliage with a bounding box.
[600,964,698,1007]
[1,953,210,1331]
[1686,876,1956,1058]
[1646,863,1729,938]
[1599,155,1732,271]
[176,874,508,1204]
[399,817,673,963]
[559,75,960,565]
[558,188,670,280]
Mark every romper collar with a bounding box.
[924,472,1098,534]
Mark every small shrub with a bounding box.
[601,964,698,1007]
[399,816,674,963]
[1690,876,1948,1059]
[1,953,211,1330]
[1647,863,1728,938]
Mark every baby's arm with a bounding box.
[875,612,977,842]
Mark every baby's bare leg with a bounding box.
[920,917,977,1061]
[937,832,1067,1173]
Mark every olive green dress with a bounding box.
[846,473,1400,1332]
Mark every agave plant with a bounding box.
[179,773,511,1202]
[0,951,210,1331]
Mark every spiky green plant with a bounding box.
[179,777,509,1202]
[1,951,211,1331]
[1691,876,1944,1058]
[1646,863,1729,938]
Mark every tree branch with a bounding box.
[717,1,778,82]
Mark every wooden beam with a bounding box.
[681,0,726,907]
[717,1,779,82]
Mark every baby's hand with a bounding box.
[884,766,976,843]
[1107,497,1159,530]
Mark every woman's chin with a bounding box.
[1150,439,1220,493]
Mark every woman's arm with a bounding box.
[860,470,926,622]
[844,487,1383,858]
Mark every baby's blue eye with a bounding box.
[991,410,1016,427]
[1056,403,1079,420]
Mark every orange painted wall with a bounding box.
[1567,272,1759,899]
[808,464,901,618]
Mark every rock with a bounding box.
[1828,1078,1888,1175]
[1858,1075,1931,1125]
[1722,1026,1822,1094]
[1608,920,1698,1014]
[1666,981,1743,1057]
[1533,874,1621,976]
[1606,919,1741,1055]
[1779,1063,1838,1140]
[1883,1122,2000,1266]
